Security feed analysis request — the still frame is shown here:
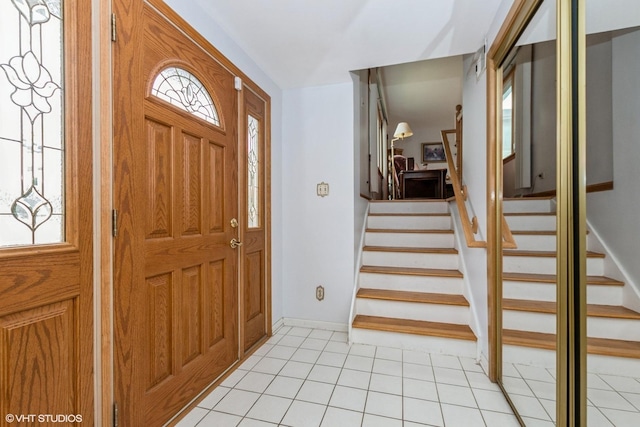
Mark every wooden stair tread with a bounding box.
[503,299,640,319]
[357,289,469,306]
[504,196,555,201]
[368,213,450,217]
[353,315,476,341]
[502,272,623,286]
[363,246,458,254]
[360,265,463,278]
[503,250,604,258]
[503,329,640,358]
[370,200,448,204]
[366,228,453,234]
[510,230,589,235]
[511,230,557,235]
[504,213,556,217]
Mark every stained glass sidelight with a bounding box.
[247,115,259,228]
[151,67,220,126]
[0,0,64,247]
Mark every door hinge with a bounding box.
[112,209,118,237]
[113,402,118,427]
[111,13,117,42]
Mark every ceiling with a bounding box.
[168,0,506,89]
[380,55,464,138]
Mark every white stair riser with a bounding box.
[503,281,623,306]
[504,310,640,341]
[511,234,556,251]
[502,345,556,369]
[511,234,593,251]
[588,354,640,377]
[505,215,556,231]
[359,273,464,294]
[503,199,555,214]
[369,202,449,214]
[362,251,459,270]
[365,232,454,248]
[506,346,640,377]
[367,216,452,230]
[502,256,604,276]
[351,328,476,358]
[588,317,640,341]
[503,311,556,335]
[355,299,470,324]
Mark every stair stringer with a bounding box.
[348,202,370,343]
[587,217,640,314]
[448,201,486,360]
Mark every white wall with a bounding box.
[458,53,490,356]
[514,37,614,194]
[394,122,456,169]
[282,83,356,324]
[353,71,370,262]
[529,40,557,193]
[453,0,518,358]
[163,0,285,323]
[587,28,640,292]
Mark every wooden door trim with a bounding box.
[98,0,114,424]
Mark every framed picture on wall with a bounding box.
[422,142,446,163]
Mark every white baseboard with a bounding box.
[271,318,285,334]
[479,352,490,376]
[276,317,348,333]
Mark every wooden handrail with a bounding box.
[441,107,517,249]
[441,129,486,248]
[502,215,517,249]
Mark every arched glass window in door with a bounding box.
[151,66,220,126]
[0,0,64,247]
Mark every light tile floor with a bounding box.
[504,362,640,427]
[176,326,520,427]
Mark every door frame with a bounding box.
[238,84,273,353]
[487,0,587,424]
[99,1,272,424]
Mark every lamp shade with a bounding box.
[393,122,413,139]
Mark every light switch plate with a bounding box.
[317,182,329,197]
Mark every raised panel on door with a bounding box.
[113,2,239,425]
[0,301,76,418]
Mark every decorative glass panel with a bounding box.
[0,0,64,247]
[247,115,259,228]
[151,67,220,126]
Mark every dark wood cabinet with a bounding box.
[401,169,446,199]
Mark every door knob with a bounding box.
[230,238,243,249]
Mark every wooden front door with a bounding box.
[113,2,239,425]
[0,0,93,424]
[240,89,271,351]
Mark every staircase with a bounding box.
[502,197,640,376]
[350,200,477,357]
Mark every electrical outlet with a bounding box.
[316,285,325,301]
[317,182,329,197]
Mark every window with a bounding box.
[0,0,64,246]
[247,115,259,228]
[151,67,220,126]
[502,71,515,159]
